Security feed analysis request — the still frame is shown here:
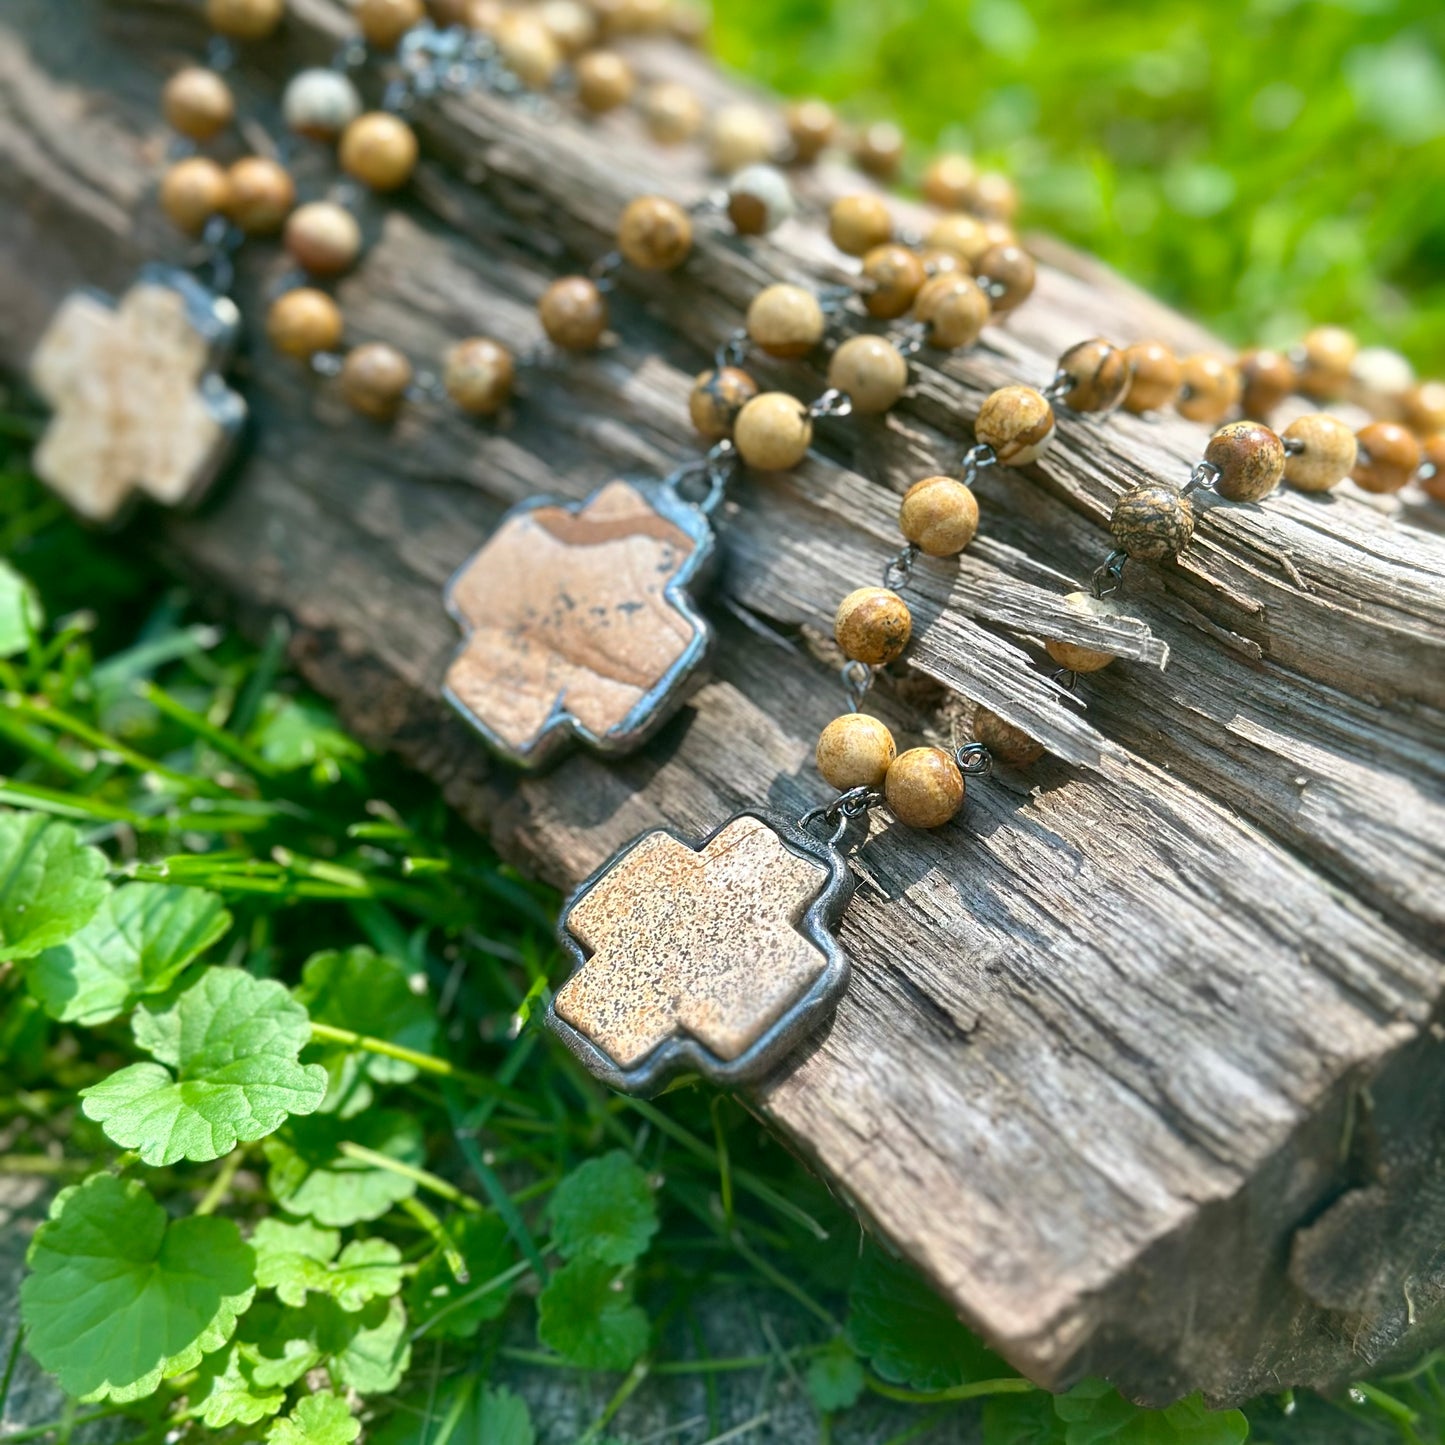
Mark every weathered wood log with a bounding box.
[4,0,1445,1408]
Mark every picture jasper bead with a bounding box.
[340,342,414,419]
[1044,591,1127,673]
[1403,381,1445,438]
[925,213,991,265]
[1121,341,1182,415]
[960,170,1018,222]
[1299,325,1357,401]
[885,747,965,830]
[1177,355,1242,423]
[734,393,813,470]
[1282,413,1358,492]
[914,274,990,350]
[1109,483,1194,560]
[340,112,419,191]
[282,69,362,140]
[972,242,1034,314]
[444,337,514,415]
[1238,348,1298,418]
[827,336,908,415]
[575,50,634,112]
[1205,420,1286,503]
[355,0,426,48]
[816,713,897,791]
[283,201,362,276]
[785,98,837,163]
[861,244,926,320]
[162,67,234,141]
[1057,338,1130,414]
[834,587,912,667]
[617,196,693,271]
[639,81,704,144]
[975,386,1054,465]
[495,14,562,88]
[898,476,978,556]
[688,366,758,441]
[972,707,1045,767]
[746,284,824,359]
[708,103,778,174]
[921,153,977,211]
[205,0,284,39]
[266,288,343,359]
[828,193,892,257]
[539,276,608,350]
[853,121,905,181]
[727,164,795,235]
[1352,421,1422,495]
[160,157,231,235]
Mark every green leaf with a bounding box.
[373,1381,535,1445]
[537,1257,649,1371]
[1055,1381,1249,1445]
[19,1174,255,1402]
[983,1391,1068,1445]
[331,1296,411,1395]
[547,1149,659,1266]
[845,1242,1008,1392]
[265,1109,425,1226]
[191,1345,288,1429]
[806,1339,866,1412]
[253,695,364,777]
[28,883,231,1025]
[268,1392,361,1445]
[251,1218,404,1313]
[80,968,327,1165]
[407,1213,514,1339]
[0,559,43,657]
[0,814,109,962]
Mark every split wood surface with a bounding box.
[3,0,1445,1407]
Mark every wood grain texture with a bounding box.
[3,0,1445,1407]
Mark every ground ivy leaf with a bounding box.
[982,1390,1068,1445]
[252,1219,341,1307]
[28,883,231,1025]
[264,1109,425,1226]
[268,1391,361,1445]
[80,968,327,1166]
[373,1381,536,1445]
[331,1296,411,1395]
[806,1339,866,1413]
[19,1174,255,1402]
[0,559,43,658]
[253,695,364,778]
[191,1344,288,1428]
[547,1149,659,1266]
[407,1214,514,1340]
[845,1241,1009,1392]
[536,1257,649,1371]
[236,1301,330,1389]
[1055,1381,1248,1445]
[0,814,109,962]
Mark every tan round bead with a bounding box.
[443,337,514,415]
[924,213,991,266]
[859,244,925,321]
[898,476,978,557]
[1281,413,1357,493]
[1419,435,1445,504]
[639,81,704,144]
[917,246,965,277]
[283,201,362,276]
[827,335,908,416]
[914,274,990,350]
[668,0,709,42]
[816,714,896,791]
[162,68,235,141]
[266,288,344,359]
[355,0,424,48]
[785,99,837,163]
[340,342,412,419]
[282,68,363,140]
[1351,421,1422,495]
[746,284,824,359]
[709,103,777,174]
[1205,420,1285,503]
[960,170,1018,222]
[538,276,608,351]
[921,153,977,211]
[1121,341,1182,415]
[339,112,418,191]
[734,393,813,471]
[205,0,284,39]
[973,242,1034,315]
[1403,381,1445,438]
[224,156,294,234]
[159,157,231,234]
[574,50,634,113]
[980,218,1017,249]
[834,587,911,666]
[972,707,1044,767]
[853,121,905,181]
[1238,348,1297,418]
[688,366,758,441]
[1299,325,1357,401]
[726,164,795,235]
[1177,354,1242,423]
[885,747,964,829]
[1058,338,1130,414]
[495,14,562,88]
[1044,591,1126,674]
[537,0,598,52]
[975,385,1054,465]
[617,196,693,271]
[1110,483,1195,559]
[828,193,892,257]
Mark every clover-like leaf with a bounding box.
[0,814,109,962]
[0,559,43,658]
[374,1381,536,1445]
[331,1296,411,1395]
[537,1257,649,1371]
[806,1339,866,1413]
[407,1214,514,1340]
[1055,1381,1248,1445]
[268,1392,361,1445]
[252,1218,403,1314]
[265,1109,426,1226]
[982,1390,1068,1445]
[191,1345,288,1428]
[28,883,231,1025]
[80,968,327,1166]
[20,1174,255,1402]
[548,1149,659,1267]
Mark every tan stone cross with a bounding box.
[30,273,244,524]
[555,815,834,1072]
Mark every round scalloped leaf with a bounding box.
[1055,1381,1248,1445]
[372,1381,535,1445]
[407,1214,514,1340]
[536,1257,649,1371]
[264,1109,425,1226]
[805,1339,866,1413]
[19,1174,255,1402]
[252,1218,403,1313]
[0,814,109,962]
[547,1149,659,1266]
[331,1297,411,1395]
[191,1345,288,1429]
[267,1391,361,1445]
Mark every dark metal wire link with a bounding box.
[1040,368,1072,404]
[1181,459,1221,496]
[799,785,883,845]
[1091,548,1128,599]
[882,543,920,591]
[688,189,728,217]
[894,320,929,358]
[841,660,875,712]
[715,327,750,371]
[959,443,997,486]
[1051,666,1079,691]
[817,282,859,318]
[589,250,623,292]
[808,388,854,420]
[189,215,243,296]
[666,439,738,515]
[206,36,236,72]
[1282,435,1306,456]
[954,742,994,776]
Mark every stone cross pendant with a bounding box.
[29,265,246,525]
[443,478,716,769]
[547,809,856,1094]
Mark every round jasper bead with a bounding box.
[1403,381,1445,438]
[341,342,413,419]
[266,288,343,359]
[976,385,1054,465]
[734,393,813,471]
[1205,420,1286,503]
[282,68,362,140]
[785,98,837,163]
[1282,413,1357,493]
[1109,483,1194,559]
[915,274,989,350]
[960,170,1018,222]
[1351,421,1422,494]
[1057,338,1130,413]
[355,0,425,47]
[443,337,514,415]
[972,242,1034,314]
[861,244,926,320]
[921,153,977,211]
[1044,591,1127,673]
[898,476,978,556]
[538,0,598,53]
[340,112,418,191]
[1177,355,1242,423]
[746,283,824,358]
[639,81,704,144]
[1299,325,1357,400]
[1419,435,1445,504]
[574,50,634,112]
[885,747,964,829]
[816,713,896,791]
[708,103,777,174]
[162,68,234,141]
[853,121,905,181]
[835,587,911,666]
[827,336,908,415]
[925,213,991,266]
[495,14,562,88]
[688,366,758,441]
[828,194,892,257]
[224,157,294,235]
[205,0,283,39]
[1238,348,1297,418]
[972,707,1045,766]
[1121,341,1181,415]
[538,276,608,350]
[727,164,795,235]
[159,157,230,234]
[283,201,362,276]
[617,195,693,271]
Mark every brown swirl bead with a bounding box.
[1109,484,1194,560]
[340,342,413,419]
[835,587,911,666]
[914,274,990,350]
[224,157,295,235]
[1351,421,1422,494]
[898,476,978,556]
[1281,413,1358,493]
[639,81,704,144]
[960,170,1018,222]
[1238,348,1298,417]
[785,99,838,163]
[861,244,926,320]
[853,121,905,181]
[746,284,824,358]
[539,276,608,350]
[266,289,343,359]
[827,336,909,415]
[340,112,418,191]
[1177,355,1242,423]
[162,68,235,141]
[921,154,977,211]
[1403,381,1445,438]
[975,386,1054,465]
[972,707,1045,767]
[688,366,758,441]
[575,50,634,112]
[734,393,812,471]
[1044,592,1127,673]
[617,196,693,271]
[1419,435,1445,504]
[828,193,892,257]
[1205,420,1286,503]
[1121,341,1182,415]
[1058,338,1130,413]
[443,337,514,415]
[816,714,896,791]
[283,201,362,276]
[1299,325,1357,400]
[973,242,1034,314]
[205,0,283,39]
[925,213,991,266]
[885,747,964,829]
[160,157,231,234]
[356,0,425,48]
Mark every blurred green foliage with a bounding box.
[713,0,1445,372]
